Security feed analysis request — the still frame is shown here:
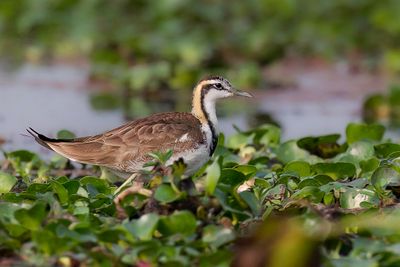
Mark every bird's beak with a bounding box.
[234,89,253,98]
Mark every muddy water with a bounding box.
[0,60,392,160]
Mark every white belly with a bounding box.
[167,144,211,175]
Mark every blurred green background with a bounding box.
[2,1,400,84]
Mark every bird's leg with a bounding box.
[113,173,152,219]
[113,173,138,197]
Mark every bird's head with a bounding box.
[191,76,252,124]
[195,76,253,100]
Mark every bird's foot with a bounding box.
[113,174,151,219]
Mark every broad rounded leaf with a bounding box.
[340,188,379,209]
[205,159,221,195]
[56,129,76,139]
[202,225,235,248]
[375,143,400,158]
[154,184,180,203]
[0,172,17,193]
[158,211,197,237]
[283,161,311,178]
[312,162,356,180]
[346,123,385,144]
[371,166,400,190]
[14,202,49,231]
[276,140,319,164]
[124,213,159,241]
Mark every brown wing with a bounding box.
[29,112,204,172]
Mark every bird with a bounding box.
[28,76,252,178]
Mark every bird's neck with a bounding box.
[191,85,219,155]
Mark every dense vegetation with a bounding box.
[2,123,400,266]
[2,0,400,90]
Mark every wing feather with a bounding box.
[30,112,205,172]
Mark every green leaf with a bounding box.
[80,176,111,195]
[124,213,159,241]
[297,134,345,158]
[233,165,257,177]
[226,132,254,149]
[371,166,400,190]
[256,124,281,146]
[276,140,319,164]
[239,191,261,216]
[14,202,49,231]
[158,211,197,237]
[360,158,380,174]
[51,181,69,205]
[56,129,76,139]
[31,229,58,255]
[340,188,379,209]
[291,186,324,203]
[346,123,385,144]
[205,159,221,195]
[89,92,120,111]
[202,225,235,248]
[283,161,311,178]
[335,141,375,164]
[312,162,356,180]
[154,184,180,203]
[219,169,247,187]
[375,143,400,158]
[0,171,17,193]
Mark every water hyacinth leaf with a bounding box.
[375,143,400,158]
[283,161,311,178]
[63,180,81,195]
[297,134,345,158]
[339,141,375,163]
[154,184,180,203]
[276,140,318,164]
[89,92,120,111]
[360,158,380,174]
[158,211,197,237]
[202,225,235,248]
[205,159,221,195]
[226,132,254,149]
[340,188,379,209]
[219,169,247,187]
[239,190,261,216]
[0,202,21,229]
[346,123,385,144]
[97,229,126,243]
[50,181,69,205]
[14,202,49,231]
[371,166,400,190]
[32,229,59,255]
[298,178,321,189]
[312,162,356,180]
[56,129,76,139]
[257,124,281,146]
[0,171,17,193]
[6,150,42,177]
[291,186,324,203]
[80,176,111,194]
[233,165,257,177]
[124,213,159,241]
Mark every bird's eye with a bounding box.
[215,83,223,89]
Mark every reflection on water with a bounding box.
[0,61,394,160]
[0,64,124,158]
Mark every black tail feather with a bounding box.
[26,128,54,150]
